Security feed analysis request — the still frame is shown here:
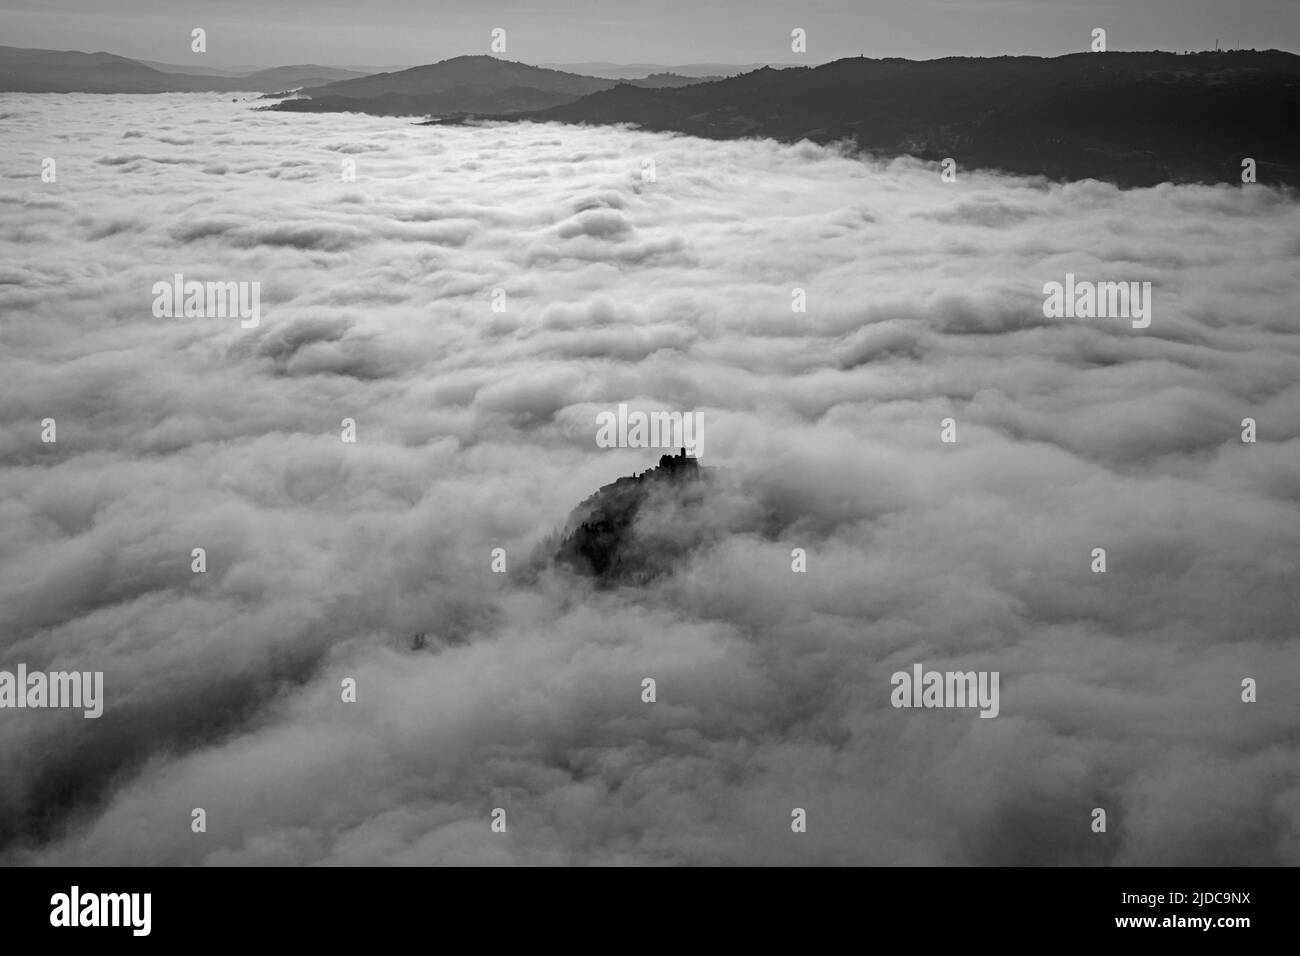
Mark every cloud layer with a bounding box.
[1,93,1298,864]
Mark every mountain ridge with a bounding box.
[265,55,720,115]
[433,50,1300,187]
[0,45,368,92]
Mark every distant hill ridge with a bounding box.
[266,55,723,115]
[6,44,1298,187]
[446,50,1300,188]
[0,45,722,104]
[0,45,366,92]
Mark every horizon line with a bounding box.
[8,44,1299,76]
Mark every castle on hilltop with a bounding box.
[627,448,700,482]
[656,447,699,473]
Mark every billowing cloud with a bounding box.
[0,92,1297,864]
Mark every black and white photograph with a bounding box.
[0,0,1296,938]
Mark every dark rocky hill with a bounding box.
[551,450,716,586]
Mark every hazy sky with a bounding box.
[1,0,1296,68]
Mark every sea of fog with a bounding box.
[1,92,1298,864]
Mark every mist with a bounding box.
[1,92,1297,864]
